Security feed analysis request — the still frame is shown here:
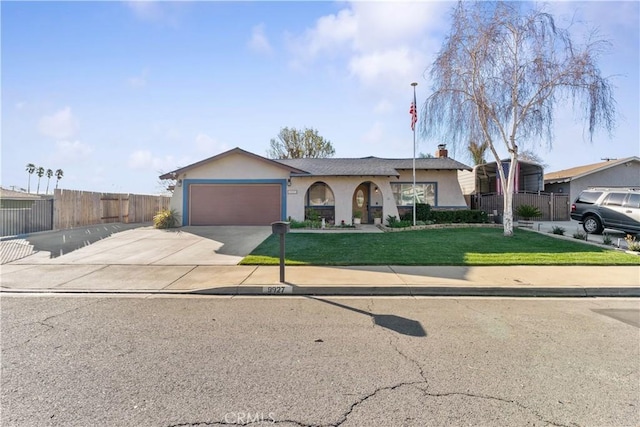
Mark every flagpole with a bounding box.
[411,82,418,227]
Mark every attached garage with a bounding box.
[188,182,283,226]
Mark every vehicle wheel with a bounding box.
[583,216,603,234]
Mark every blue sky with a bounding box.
[2,1,638,195]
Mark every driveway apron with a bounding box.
[5,226,272,266]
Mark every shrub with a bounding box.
[602,233,612,245]
[305,208,321,222]
[386,215,398,226]
[625,234,640,252]
[573,231,586,240]
[153,209,180,229]
[431,209,489,224]
[551,226,565,235]
[515,204,542,220]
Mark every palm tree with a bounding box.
[45,169,54,194]
[468,140,489,165]
[35,166,45,194]
[55,169,64,190]
[25,163,36,193]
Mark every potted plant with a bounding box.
[515,204,541,228]
[353,210,362,225]
[372,210,382,225]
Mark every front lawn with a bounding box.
[240,228,640,266]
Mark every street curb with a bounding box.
[2,286,639,298]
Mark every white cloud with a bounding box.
[288,1,450,89]
[248,24,272,54]
[38,107,79,139]
[128,149,188,172]
[374,99,393,114]
[282,0,453,138]
[195,133,228,154]
[348,47,426,88]
[128,69,148,88]
[126,1,162,20]
[55,140,93,159]
[362,122,384,144]
[124,1,185,27]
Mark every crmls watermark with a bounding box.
[223,412,276,425]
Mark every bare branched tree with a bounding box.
[267,127,335,159]
[421,1,615,236]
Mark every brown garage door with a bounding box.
[189,184,282,225]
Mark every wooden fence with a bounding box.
[473,192,570,221]
[54,189,171,230]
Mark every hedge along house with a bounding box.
[160,147,471,226]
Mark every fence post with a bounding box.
[550,193,554,222]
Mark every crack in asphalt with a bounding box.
[332,380,426,427]
[2,298,106,351]
[419,391,574,427]
[167,420,315,427]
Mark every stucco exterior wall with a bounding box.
[286,176,398,224]
[287,169,468,224]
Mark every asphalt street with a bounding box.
[2,295,638,426]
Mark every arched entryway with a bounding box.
[352,181,383,224]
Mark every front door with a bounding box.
[352,184,369,223]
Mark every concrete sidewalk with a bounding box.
[1,264,638,297]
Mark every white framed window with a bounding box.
[391,183,436,206]
[307,182,335,206]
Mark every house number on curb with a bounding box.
[263,285,293,294]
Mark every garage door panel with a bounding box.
[190,184,281,226]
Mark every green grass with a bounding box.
[240,228,640,266]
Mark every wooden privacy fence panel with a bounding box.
[474,192,570,221]
[54,189,171,229]
[0,199,54,236]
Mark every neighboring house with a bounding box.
[0,187,51,236]
[458,159,545,197]
[544,156,640,203]
[0,187,41,208]
[160,146,471,226]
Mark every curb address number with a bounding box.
[263,285,293,294]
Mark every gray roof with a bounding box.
[276,157,471,176]
[0,187,41,200]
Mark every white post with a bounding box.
[411,82,418,227]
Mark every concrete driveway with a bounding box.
[4,225,272,266]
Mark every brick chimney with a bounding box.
[435,144,448,158]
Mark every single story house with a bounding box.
[0,187,42,208]
[544,156,640,203]
[160,146,471,226]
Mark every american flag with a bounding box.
[409,93,417,131]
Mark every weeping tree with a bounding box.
[421,1,615,236]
